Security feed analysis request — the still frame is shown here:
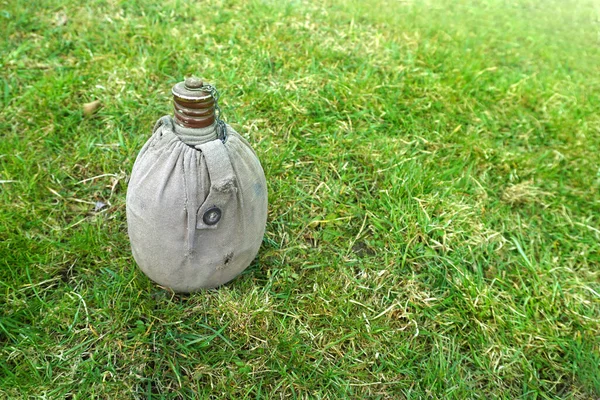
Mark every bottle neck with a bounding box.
[173,120,218,146]
[171,78,221,145]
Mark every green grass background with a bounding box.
[1,0,599,398]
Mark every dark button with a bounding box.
[203,206,221,225]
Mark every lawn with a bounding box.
[1,0,599,398]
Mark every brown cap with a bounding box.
[172,77,216,128]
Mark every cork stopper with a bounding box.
[172,77,216,128]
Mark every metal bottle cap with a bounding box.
[172,77,216,128]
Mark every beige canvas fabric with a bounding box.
[126,116,268,292]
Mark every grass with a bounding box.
[1,0,599,397]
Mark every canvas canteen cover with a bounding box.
[126,77,268,292]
